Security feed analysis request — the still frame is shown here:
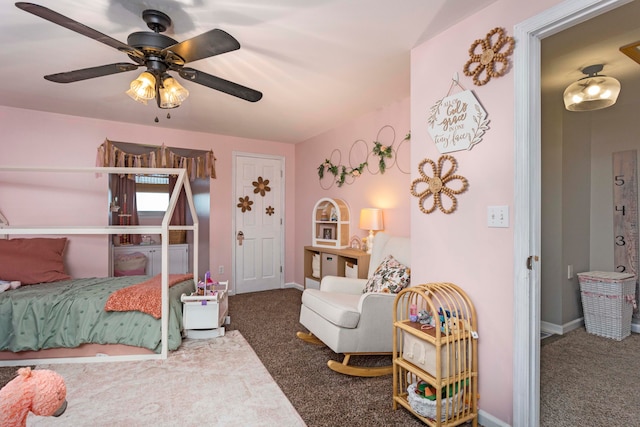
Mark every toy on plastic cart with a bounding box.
[0,367,67,427]
[196,271,219,296]
[182,276,230,339]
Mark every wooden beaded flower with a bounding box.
[237,196,253,212]
[266,206,275,216]
[463,27,515,86]
[252,176,271,196]
[410,155,469,214]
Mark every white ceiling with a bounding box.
[0,0,496,144]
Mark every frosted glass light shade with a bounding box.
[126,71,156,104]
[563,67,621,112]
[159,76,189,109]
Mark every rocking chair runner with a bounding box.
[297,232,410,377]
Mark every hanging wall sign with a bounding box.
[427,89,489,154]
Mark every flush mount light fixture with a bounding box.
[563,64,621,111]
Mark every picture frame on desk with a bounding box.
[320,225,334,240]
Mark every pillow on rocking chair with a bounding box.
[363,255,410,294]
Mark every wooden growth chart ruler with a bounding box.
[612,150,639,318]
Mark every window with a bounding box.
[135,175,169,213]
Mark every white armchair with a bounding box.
[297,232,410,376]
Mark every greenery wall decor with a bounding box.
[317,125,410,189]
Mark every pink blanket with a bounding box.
[105,274,193,318]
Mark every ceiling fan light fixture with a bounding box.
[158,75,189,108]
[126,71,156,104]
[563,64,620,112]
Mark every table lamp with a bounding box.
[359,208,383,254]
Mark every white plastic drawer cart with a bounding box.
[181,281,230,338]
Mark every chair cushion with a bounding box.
[301,289,361,328]
[363,255,411,294]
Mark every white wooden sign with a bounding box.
[427,90,489,153]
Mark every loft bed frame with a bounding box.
[0,166,199,365]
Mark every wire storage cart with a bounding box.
[393,283,478,426]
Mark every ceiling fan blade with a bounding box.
[164,29,240,64]
[15,2,144,61]
[44,63,140,83]
[179,67,262,102]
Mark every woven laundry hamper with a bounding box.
[578,271,636,341]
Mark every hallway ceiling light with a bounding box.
[563,64,620,111]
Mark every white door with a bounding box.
[234,154,283,293]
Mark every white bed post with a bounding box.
[161,169,200,359]
[161,169,183,359]
[181,175,199,287]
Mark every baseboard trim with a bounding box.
[540,318,583,335]
[479,409,510,427]
[285,282,303,291]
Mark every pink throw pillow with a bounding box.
[0,238,71,285]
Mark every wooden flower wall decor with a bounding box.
[463,27,515,86]
[252,176,271,196]
[410,155,469,214]
[237,196,253,212]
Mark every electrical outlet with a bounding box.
[567,265,573,279]
[487,205,509,228]
[218,265,224,274]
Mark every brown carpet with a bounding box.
[226,288,428,427]
[540,326,640,427]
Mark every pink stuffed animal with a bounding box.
[0,367,67,427]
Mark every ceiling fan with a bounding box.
[15,2,263,108]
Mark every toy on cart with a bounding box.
[181,272,230,339]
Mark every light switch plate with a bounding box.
[487,205,509,228]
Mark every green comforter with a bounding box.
[0,276,194,353]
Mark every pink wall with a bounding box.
[294,98,411,284]
[0,106,296,284]
[410,0,563,423]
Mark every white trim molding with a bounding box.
[540,318,583,336]
[513,0,632,426]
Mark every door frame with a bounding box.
[231,151,286,294]
[513,0,632,425]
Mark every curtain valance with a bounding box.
[96,139,216,180]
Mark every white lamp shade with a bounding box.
[563,75,621,111]
[359,208,383,231]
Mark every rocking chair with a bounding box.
[297,232,410,376]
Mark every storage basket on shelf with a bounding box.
[578,271,636,341]
[169,230,186,244]
[407,382,463,422]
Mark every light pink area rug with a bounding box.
[28,331,306,426]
